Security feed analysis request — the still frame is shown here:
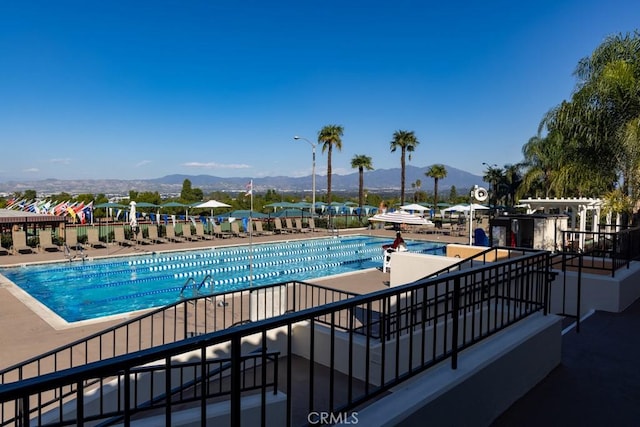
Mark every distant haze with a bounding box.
[0,165,487,196]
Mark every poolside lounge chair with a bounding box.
[181,223,200,241]
[231,221,248,238]
[273,218,289,234]
[147,225,167,244]
[195,223,214,240]
[38,231,60,252]
[213,224,232,239]
[11,230,34,254]
[295,218,311,233]
[165,224,186,242]
[65,228,84,250]
[308,218,318,232]
[114,227,135,246]
[86,228,107,248]
[254,220,274,236]
[285,218,298,233]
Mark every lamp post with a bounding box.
[294,136,316,217]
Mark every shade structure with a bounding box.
[443,203,489,212]
[216,210,268,219]
[94,202,127,209]
[133,202,159,208]
[400,203,429,212]
[161,201,189,208]
[369,211,433,225]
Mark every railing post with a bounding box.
[230,335,242,427]
[451,277,460,370]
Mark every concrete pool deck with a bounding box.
[0,227,467,370]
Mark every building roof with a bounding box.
[0,209,66,226]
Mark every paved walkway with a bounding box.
[492,298,640,426]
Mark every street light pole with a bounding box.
[294,136,316,217]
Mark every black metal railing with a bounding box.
[560,226,640,277]
[0,281,357,386]
[0,250,552,427]
[550,252,582,332]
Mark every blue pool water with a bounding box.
[1,235,446,322]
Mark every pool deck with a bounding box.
[0,227,466,370]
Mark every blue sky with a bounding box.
[1,0,638,183]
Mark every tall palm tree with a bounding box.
[425,164,447,210]
[318,125,344,224]
[350,154,374,219]
[390,130,419,205]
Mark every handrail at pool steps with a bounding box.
[0,250,553,426]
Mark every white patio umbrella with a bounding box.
[194,200,232,217]
[443,203,489,212]
[129,201,137,228]
[400,203,429,212]
[369,210,434,225]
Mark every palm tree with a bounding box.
[483,165,505,209]
[390,130,419,205]
[318,125,344,225]
[350,154,374,219]
[425,164,447,210]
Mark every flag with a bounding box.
[245,180,253,197]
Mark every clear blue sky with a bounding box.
[1,0,638,182]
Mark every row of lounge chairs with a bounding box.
[2,219,318,255]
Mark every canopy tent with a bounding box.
[273,208,312,218]
[94,202,127,209]
[369,211,434,225]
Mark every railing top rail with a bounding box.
[0,249,551,400]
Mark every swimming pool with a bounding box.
[1,235,446,322]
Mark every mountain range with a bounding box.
[0,165,487,196]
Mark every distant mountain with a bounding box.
[0,165,487,196]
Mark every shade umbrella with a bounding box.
[94,202,127,209]
[443,203,489,212]
[217,210,268,219]
[400,203,429,212]
[369,211,433,225]
[193,200,232,217]
[129,201,138,228]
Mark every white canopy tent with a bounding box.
[400,203,429,212]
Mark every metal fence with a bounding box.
[0,250,551,426]
[561,226,640,277]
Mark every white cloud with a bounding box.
[136,160,152,167]
[182,162,251,170]
[50,158,71,165]
[24,168,39,173]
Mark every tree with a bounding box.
[318,125,344,225]
[483,165,504,208]
[425,164,447,209]
[180,179,203,202]
[390,130,419,205]
[350,154,374,219]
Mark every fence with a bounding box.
[0,250,551,426]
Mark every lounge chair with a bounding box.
[231,221,248,238]
[38,231,60,252]
[181,223,200,241]
[147,225,167,244]
[213,224,232,239]
[114,227,135,246]
[86,228,107,248]
[165,224,186,242]
[285,218,298,233]
[195,222,214,240]
[254,220,274,236]
[273,218,289,234]
[11,230,34,254]
[308,218,318,232]
[295,218,311,233]
[65,228,84,250]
